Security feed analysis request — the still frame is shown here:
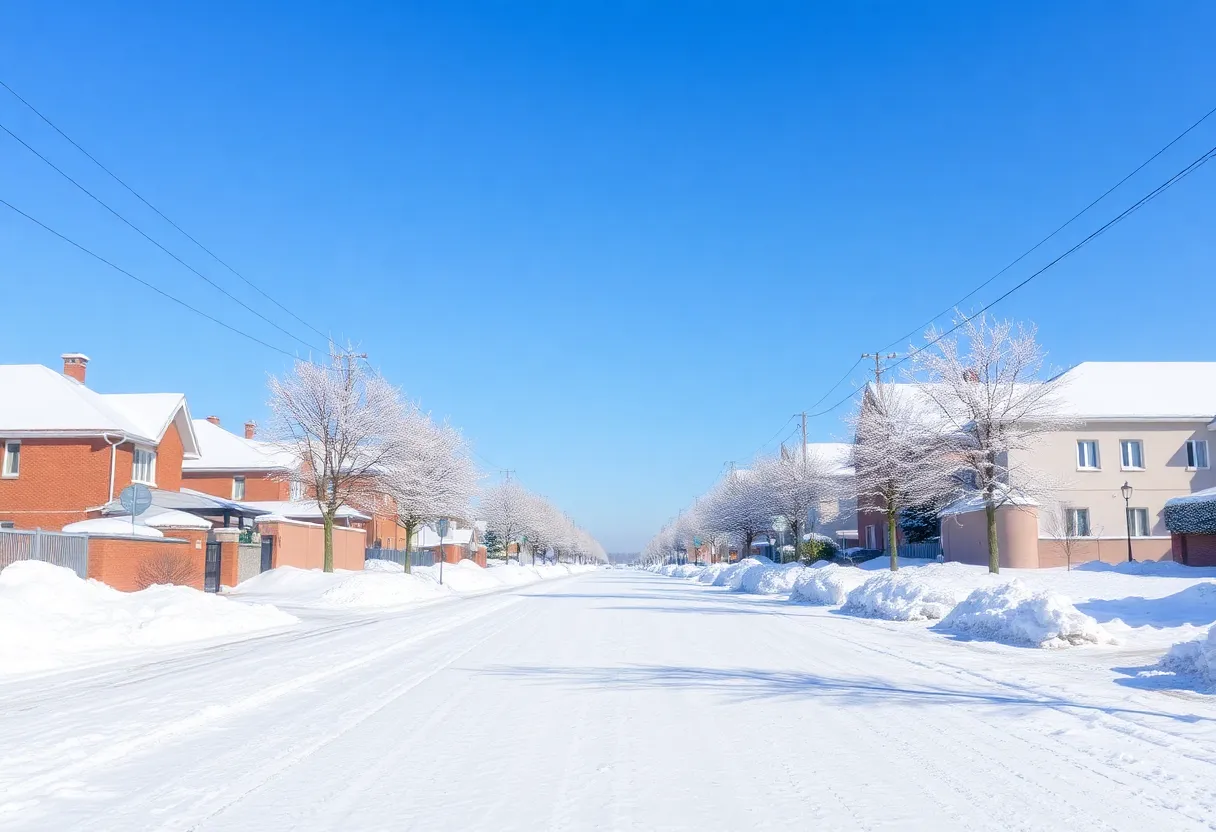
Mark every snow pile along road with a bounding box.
[712,557,773,590]
[842,562,984,621]
[936,579,1116,648]
[233,559,595,610]
[0,560,297,675]
[1161,624,1216,686]
[788,562,869,606]
[740,562,815,595]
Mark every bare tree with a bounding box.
[384,405,479,573]
[267,346,406,572]
[755,449,835,564]
[852,382,957,571]
[136,550,198,589]
[913,314,1071,573]
[1043,505,1083,571]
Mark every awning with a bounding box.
[100,488,270,528]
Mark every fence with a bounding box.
[0,528,89,579]
[899,540,944,560]
[365,547,436,569]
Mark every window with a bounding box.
[1076,440,1100,470]
[1120,440,1144,470]
[131,447,156,485]
[1065,508,1091,537]
[1187,439,1210,470]
[2,441,19,478]
[1127,507,1150,537]
[290,481,304,501]
[865,524,878,549]
[232,476,246,501]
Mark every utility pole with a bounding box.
[797,412,807,463]
[861,352,898,384]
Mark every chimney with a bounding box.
[963,368,980,383]
[61,353,90,384]
[244,420,257,440]
[206,415,222,427]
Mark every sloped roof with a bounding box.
[183,419,297,472]
[804,442,854,477]
[240,500,371,522]
[0,364,198,455]
[62,517,165,537]
[416,525,475,547]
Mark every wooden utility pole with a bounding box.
[861,352,898,384]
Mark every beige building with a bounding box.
[942,362,1216,568]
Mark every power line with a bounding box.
[0,196,300,359]
[877,102,1216,353]
[887,140,1216,374]
[804,357,862,411]
[0,77,330,343]
[0,118,326,353]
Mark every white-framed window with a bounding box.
[290,480,304,501]
[1065,507,1091,537]
[1076,440,1100,470]
[1127,507,1150,537]
[232,476,246,501]
[1187,439,1210,470]
[865,524,878,549]
[131,446,157,485]
[2,441,19,478]
[1120,439,1144,470]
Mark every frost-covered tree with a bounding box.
[481,479,531,564]
[912,314,1071,573]
[267,347,406,572]
[852,382,957,571]
[383,405,478,573]
[754,450,836,564]
[707,469,777,561]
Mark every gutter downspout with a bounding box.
[103,432,126,503]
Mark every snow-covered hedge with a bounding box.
[0,560,297,675]
[789,563,869,606]
[936,579,1116,648]
[841,563,983,621]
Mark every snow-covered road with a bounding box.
[4,569,1216,830]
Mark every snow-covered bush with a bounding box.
[789,563,869,606]
[936,579,1115,647]
[842,563,982,621]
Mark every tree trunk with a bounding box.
[403,519,415,574]
[743,532,754,560]
[886,507,899,571]
[792,518,804,563]
[322,513,334,573]
[985,498,999,574]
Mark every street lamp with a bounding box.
[768,534,777,562]
[1120,481,1134,563]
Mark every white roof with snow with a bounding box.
[183,419,297,472]
[416,526,475,548]
[61,517,165,537]
[241,500,371,523]
[0,364,199,455]
[804,442,854,477]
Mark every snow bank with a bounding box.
[712,557,772,590]
[1161,625,1216,685]
[789,563,869,606]
[232,559,593,610]
[842,563,984,621]
[936,579,1116,648]
[1075,559,1216,578]
[695,563,732,584]
[0,561,297,675]
[739,562,814,595]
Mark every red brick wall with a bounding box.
[0,438,113,529]
[88,534,205,592]
[182,471,289,501]
[1173,533,1216,567]
[258,519,366,571]
[0,423,188,531]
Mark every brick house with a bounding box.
[0,354,200,531]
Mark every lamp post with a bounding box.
[1121,481,1134,563]
[768,533,777,562]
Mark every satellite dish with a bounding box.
[120,484,153,517]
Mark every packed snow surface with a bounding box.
[0,560,296,675]
[936,579,1116,648]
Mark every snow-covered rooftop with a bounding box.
[240,500,371,523]
[804,442,854,477]
[0,364,199,455]
[61,517,165,537]
[183,419,297,472]
[416,526,476,547]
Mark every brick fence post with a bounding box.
[213,527,242,589]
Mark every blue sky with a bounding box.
[2,2,1214,552]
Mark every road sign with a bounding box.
[120,484,153,517]
[437,518,450,538]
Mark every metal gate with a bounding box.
[260,536,274,572]
[204,541,222,592]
